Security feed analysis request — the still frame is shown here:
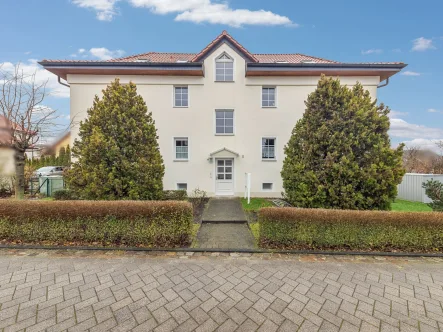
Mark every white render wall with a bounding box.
[67,43,380,197]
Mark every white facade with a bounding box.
[66,42,382,197]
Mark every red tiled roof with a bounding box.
[40,31,403,66]
[191,30,258,63]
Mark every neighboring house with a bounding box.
[39,31,406,197]
[45,131,71,157]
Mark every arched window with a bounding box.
[215,53,234,82]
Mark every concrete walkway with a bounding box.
[201,198,247,223]
[0,249,443,332]
[198,198,255,249]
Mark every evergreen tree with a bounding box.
[58,147,66,165]
[281,76,404,210]
[66,79,165,200]
[65,145,71,166]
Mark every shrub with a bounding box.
[281,75,404,210]
[162,190,188,201]
[259,207,443,252]
[0,200,193,247]
[423,179,443,212]
[66,79,165,200]
[53,189,77,201]
[188,188,208,208]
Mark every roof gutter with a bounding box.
[247,63,407,70]
[38,61,203,69]
[58,76,70,88]
[377,78,389,89]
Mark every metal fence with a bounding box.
[397,173,443,203]
[30,176,65,197]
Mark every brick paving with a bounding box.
[0,250,442,331]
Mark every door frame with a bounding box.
[214,158,235,196]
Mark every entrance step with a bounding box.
[201,197,247,223]
[196,223,255,249]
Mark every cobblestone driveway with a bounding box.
[0,250,442,332]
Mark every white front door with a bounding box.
[215,158,234,195]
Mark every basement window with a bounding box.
[262,183,273,191]
[177,183,188,190]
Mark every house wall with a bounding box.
[67,43,380,197]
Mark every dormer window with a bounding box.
[301,60,316,64]
[215,53,234,82]
[135,58,150,62]
[176,60,188,63]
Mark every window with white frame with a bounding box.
[215,53,234,82]
[215,110,234,135]
[262,138,276,160]
[177,183,187,190]
[174,138,188,160]
[174,86,188,107]
[262,87,276,107]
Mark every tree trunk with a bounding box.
[14,149,25,199]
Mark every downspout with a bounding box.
[58,76,70,88]
[377,77,389,89]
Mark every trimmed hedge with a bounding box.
[162,190,188,201]
[259,207,443,252]
[0,201,193,247]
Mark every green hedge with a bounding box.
[0,201,193,247]
[259,207,443,252]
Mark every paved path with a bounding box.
[0,250,443,332]
[196,224,256,249]
[202,198,247,223]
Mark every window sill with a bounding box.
[214,81,235,83]
[215,134,235,136]
[262,106,277,109]
[173,159,189,162]
[262,159,277,162]
[173,106,189,108]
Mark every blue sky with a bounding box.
[1,0,442,150]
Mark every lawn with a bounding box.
[241,197,273,211]
[391,199,432,212]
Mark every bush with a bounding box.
[188,188,208,208]
[259,207,443,252]
[53,189,77,201]
[281,75,404,210]
[0,201,193,247]
[162,190,188,201]
[423,179,443,212]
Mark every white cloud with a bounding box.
[24,51,31,55]
[0,60,69,98]
[389,118,443,139]
[89,47,125,60]
[70,54,78,57]
[71,0,118,21]
[361,49,383,55]
[411,37,436,51]
[72,0,295,27]
[401,71,421,76]
[78,48,86,53]
[388,110,408,118]
[428,108,443,114]
[401,139,443,154]
[175,6,295,27]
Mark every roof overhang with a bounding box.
[246,63,407,81]
[38,61,204,80]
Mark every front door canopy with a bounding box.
[209,147,239,160]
